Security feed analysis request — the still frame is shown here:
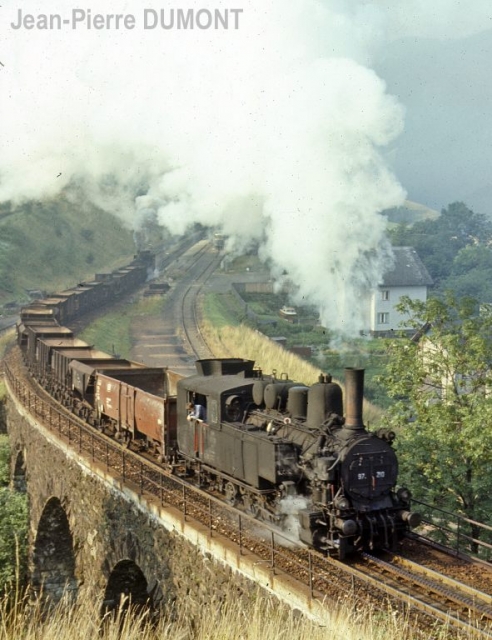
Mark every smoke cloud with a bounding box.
[2,0,411,334]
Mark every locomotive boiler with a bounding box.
[178,360,420,558]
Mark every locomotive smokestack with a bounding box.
[344,368,365,430]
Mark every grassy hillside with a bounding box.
[0,198,136,306]
[384,199,439,226]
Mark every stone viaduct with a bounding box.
[3,369,329,623]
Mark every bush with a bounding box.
[0,436,28,591]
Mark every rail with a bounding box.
[8,356,492,636]
[3,360,361,606]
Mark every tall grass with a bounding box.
[200,321,383,426]
[0,586,459,640]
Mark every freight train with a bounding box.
[16,259,420,559]
[17,251,155,328]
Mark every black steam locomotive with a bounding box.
[16,251,420,559]
[177,359,420,558]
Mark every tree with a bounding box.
[440,245,492,302]
[379,294,492,552]
[0,488,28,587]
[388,201,492,289]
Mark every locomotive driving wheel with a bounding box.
[240,489,260,519]
[224,482,238,506]
[246,498,260,519]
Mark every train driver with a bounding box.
[186,401,207,422]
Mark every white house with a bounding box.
[369,246,433,336]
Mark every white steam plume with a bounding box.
[1,0,411,334]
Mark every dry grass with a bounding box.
[0,586,461,640]
[201,321,383,425]
[0,329,15,362]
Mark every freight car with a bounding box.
[18,251,155,334]
[19,310,419,558]
[20,318,176,454]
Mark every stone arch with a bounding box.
[32,496,77,603]
[102,559,150,617]
[12,449,26,493]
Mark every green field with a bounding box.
[80,297,165,359]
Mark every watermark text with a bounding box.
[10,8,244,31]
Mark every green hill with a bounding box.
[0,198,136,306]
[384,200,439,226]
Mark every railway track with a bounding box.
[6,241,492,637]
[352,552,492,637]
[131,239,220,371]
[180,246,222,360]
[6,347,492,638]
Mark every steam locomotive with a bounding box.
[16,255,420,559]
[176,359,420,558]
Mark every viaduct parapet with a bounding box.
[4,371,325,622]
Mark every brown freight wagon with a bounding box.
[70,360,150,403]
[51,348,115,389]
[32,292,78,324]
[26,326,74,363]
[19,305,57,322]
[36,297,73,324]
[36,338,90,379]
[66,284,103,315]
[95,370,177,457]
[17,318,58,347]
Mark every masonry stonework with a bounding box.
[5,392,272,617]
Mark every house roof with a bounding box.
[382,247,434,287]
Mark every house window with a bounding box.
[377,312,389,325]
[381,290,389,301]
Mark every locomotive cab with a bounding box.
[176,359,302,506]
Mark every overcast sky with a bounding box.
[375,27,492,214]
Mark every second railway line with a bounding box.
[6,240,492,638]
[131,239,220,372]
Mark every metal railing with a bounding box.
[4,361,365,606]
[413,498,492,563]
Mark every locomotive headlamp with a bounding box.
[376,428,396,442]
[334,496,350,510]
[397,487,412,503]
